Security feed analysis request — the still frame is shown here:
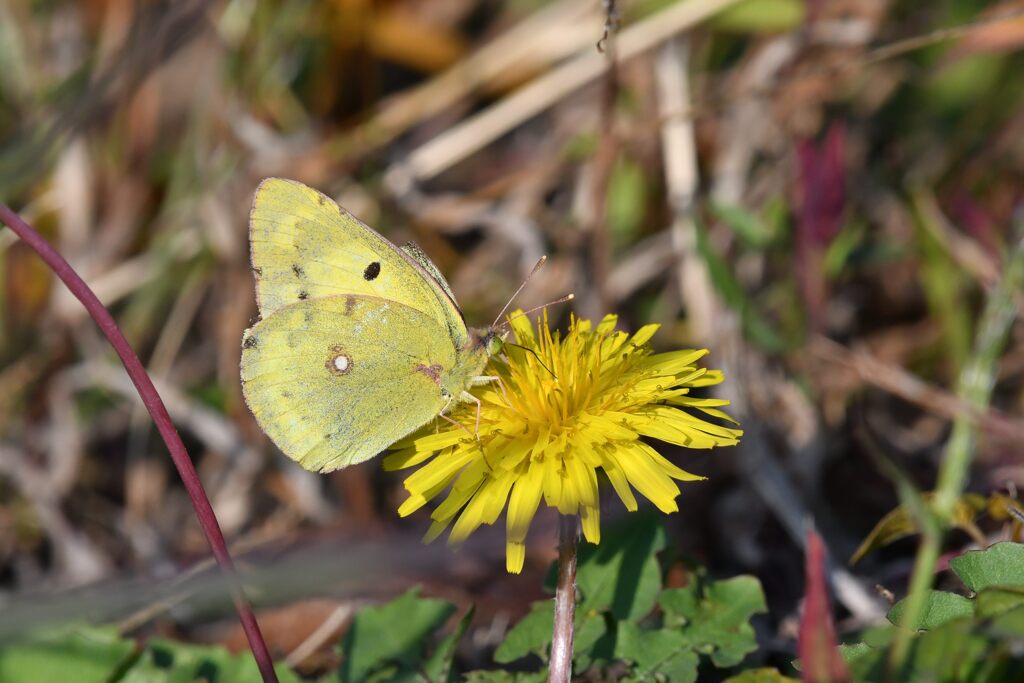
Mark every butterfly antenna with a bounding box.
[504,342,558,379]
[497,293,575,332]
[491,256,548,329]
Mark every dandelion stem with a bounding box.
[549,514,579,683]
[0,204,279,683]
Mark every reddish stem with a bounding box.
[0,204,278,683]
[798,529,850,683]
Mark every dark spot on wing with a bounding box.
[363,262,381,281]
[253,266,262,277]
[243,335,258,349]
[317,194,326,206]
[292,264,304,277]
[344,295,356,316]
[298,289,309,300]
[281,391,292,398]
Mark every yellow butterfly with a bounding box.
[240,178,508,472]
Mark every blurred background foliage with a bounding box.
[1,0,1024,678]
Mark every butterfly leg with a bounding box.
[459,390,495,467]
[437,392,474,439]
[478,373,512,406]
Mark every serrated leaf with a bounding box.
[0,627,135,683]
[660,575,766,667]
[615,621,698,683]
[119,639,302,683]
[723,668,799,683]
[338,586,455,683]
[493,602,552,664]
[950,542,1024,593]
[422,605,474,683]
[575,512,666,621]
[887,590,973,630]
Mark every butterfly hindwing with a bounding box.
[240,294,455,472]
[249,178,469,348]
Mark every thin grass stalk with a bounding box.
[549,514,579,683]
[0,204,279,683]
[890,217,1024,671]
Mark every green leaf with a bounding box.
[576,511,666,621]
[119,639,302,683]
[888,590,973,630]
[422,605,474,683]
[851,493,987,564]
[660,575,767,667]
[823,221,865,277]
[608,157,647,247]
[974,586,1024,619]
[838,642,875,665]
[463,670,546,683]
[571,614,609,670]
[339,586,455,683]
[950,543,1024,593]
[723,668,799,683]
[710,202,774,250]
[695,222,786,352]
[0,627,136,683]
[708,0,805,33]
[493,602,552,664]
[987,603,1024,637]
[615,621,698,683]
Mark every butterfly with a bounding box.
[240,178,520,472]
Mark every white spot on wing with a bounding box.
[334,355,350,372]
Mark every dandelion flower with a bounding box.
[384,312,741,573]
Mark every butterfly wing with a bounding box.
[249,178,468,347]
[241,294,455,472]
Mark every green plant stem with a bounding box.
[549,514,579,683]
[890,220,1024,671]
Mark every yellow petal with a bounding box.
[403,448,475,494]
[642,349,707,373]
[507,464,544,543]
[629,323,661,347]
[399,494,429,517]
[600,454,638,511]
[433,460,488,521]
[611,444,680,513]
[635,441,706,482]
[542,456,563,508]
[581,505,601,544]
[424,518,449,542]
[507,541,526,574]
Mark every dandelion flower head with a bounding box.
[384,312,742,573]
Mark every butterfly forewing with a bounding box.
[249,178,469,348]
